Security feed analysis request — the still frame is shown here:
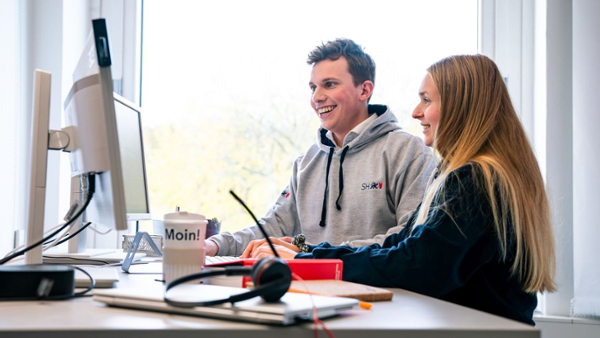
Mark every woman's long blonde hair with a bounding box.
[415,55,556,293]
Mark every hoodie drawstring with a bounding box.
[335,146,350,210]
[319,146,350,227]
[319,147,335,227]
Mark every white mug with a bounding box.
[162,211,208,284]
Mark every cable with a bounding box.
[41,222,76,252]
[292,273,335,338]
[1,223,74,265]
[72,266,96,296]
[86,224,112,235]
[42,256,111,265]
[0,198,89,265]
[42,221,110,249]
[229,190,280,258]
[3,223,66,258]
[42,223,78,246]
[0,173,96,265]
[48,222,93,246]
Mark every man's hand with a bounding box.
[240,237,299,259]
[205,240,219,256]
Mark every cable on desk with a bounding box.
[41,256,112,265]
[72,266,96,297]
[0,173,96,265]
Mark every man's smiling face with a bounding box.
[309,57,370,146]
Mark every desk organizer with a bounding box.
[122,234,163,256]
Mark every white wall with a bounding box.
[572,0,600,320]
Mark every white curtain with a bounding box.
[0,0,26,255]
[571,0,600,319]
[0,0,89,255]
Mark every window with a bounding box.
[140,0,478,231]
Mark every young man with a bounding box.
[206,38,435,256]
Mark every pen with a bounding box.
[287,287,373,310]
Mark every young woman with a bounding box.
[241,54,556,325]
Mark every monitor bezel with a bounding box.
[113,93,152,221]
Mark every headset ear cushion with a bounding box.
[251,257,292,302]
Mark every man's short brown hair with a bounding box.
[307,38,376,87]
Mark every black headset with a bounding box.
[163,191,293,307]
[164,256,292,307]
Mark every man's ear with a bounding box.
[359,81,374,102]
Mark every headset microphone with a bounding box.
[229,190,280,258]
[164,191,292,307]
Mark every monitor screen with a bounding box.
[114,94,150,220]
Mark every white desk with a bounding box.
[0,264,539,338]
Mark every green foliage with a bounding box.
[143,100,318,232]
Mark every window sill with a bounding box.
[534,315,600,326]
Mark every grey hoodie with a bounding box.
[209,105,436,256]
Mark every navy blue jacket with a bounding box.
[296,165,537,325]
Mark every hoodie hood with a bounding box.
[317,104,402,153]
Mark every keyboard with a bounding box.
[44,249,147,265]
[74,266,120,288]
[204,256,240,265]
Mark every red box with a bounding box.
[205,259,343,288]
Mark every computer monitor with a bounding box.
[23,19,150,264]
[113,93,151,222]
[62,92,152,256]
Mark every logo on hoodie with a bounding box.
[361,182,383,190]
[280,189,290,198]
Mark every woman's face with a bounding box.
[412,73,440,147]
